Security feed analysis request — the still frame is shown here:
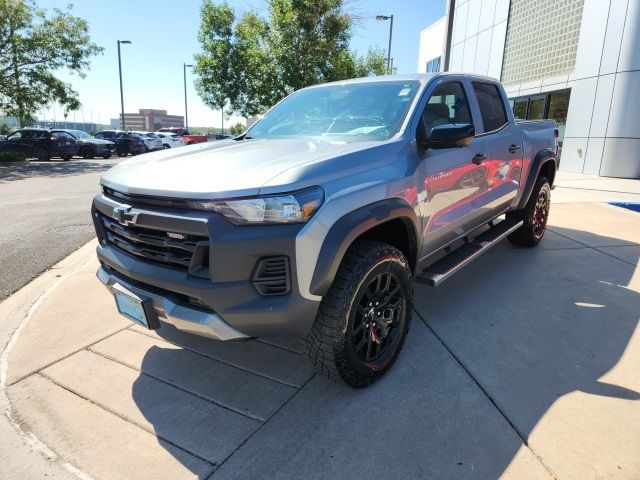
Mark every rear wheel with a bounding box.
[34,147,50,162]
[304,240,413,388]
[163,144,170,149]
[507,176,551,246]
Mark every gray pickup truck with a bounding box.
[92,73,558,388]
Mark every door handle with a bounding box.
[472,153,487,165]
[509,144,521,154]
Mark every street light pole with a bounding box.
[376,14,394,74]
[183,63,193,129]
[117,40,132,130]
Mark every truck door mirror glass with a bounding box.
[420,123,475,149]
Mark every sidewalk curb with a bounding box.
[0,239,98,480]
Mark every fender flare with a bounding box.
[308,198,419,297]
[516,148,558,210]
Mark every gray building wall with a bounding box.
[561,0,640,178]
[443,0,640,179]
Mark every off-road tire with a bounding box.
[507,176,551,247]
[304,239,413,388]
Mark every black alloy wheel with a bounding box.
[351,272,404,365]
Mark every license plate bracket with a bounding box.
[111,284,160,330]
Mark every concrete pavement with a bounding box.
[1,173,639,479]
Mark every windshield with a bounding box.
[247,80,420,143]
[72,131,92,139]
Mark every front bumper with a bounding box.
[96,144,116,155]
[92,192,320,339]
[97,266,248,340]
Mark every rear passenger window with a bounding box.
[422,82,472,134]
[472,82,508,133]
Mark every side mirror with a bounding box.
[418,123,475,149]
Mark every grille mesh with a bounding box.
[98,212,208,271]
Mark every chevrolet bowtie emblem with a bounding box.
[112,206,136,224]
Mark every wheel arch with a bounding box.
[308,198,419,297]
[515,148,557,210]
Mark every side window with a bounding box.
[7,131,22,140]
[422,82,471,134]
[472,82,508,133]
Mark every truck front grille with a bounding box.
[97,212,209,272]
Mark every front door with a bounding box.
[416,80,491,259]
[51,131,78,157]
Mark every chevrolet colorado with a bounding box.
[92,73,558,388]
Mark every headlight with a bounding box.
[192,187,324,225]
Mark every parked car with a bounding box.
[157,127,208,145]
[66,130,116,159]
[92,73,558,388]
[0,128,77,161]
[131,131,163,152]
[155,132,185,149]
[94,130,146,157]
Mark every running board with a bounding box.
[415,218,524,287]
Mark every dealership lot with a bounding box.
[1,173,639,480]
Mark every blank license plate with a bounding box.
[113,289,149,328]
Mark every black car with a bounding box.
[94,130,146,157]
[0,128,78,161]
[66,130,116,159]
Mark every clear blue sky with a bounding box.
[37,0,445,128]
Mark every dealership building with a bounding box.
[417,0,640,178]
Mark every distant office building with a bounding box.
[417,17,446,73]
[418,0,640,178]
[119,109,184,131]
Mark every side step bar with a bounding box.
[415,218,524,287]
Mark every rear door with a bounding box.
[416,79,492,258]
[469,81,523,221]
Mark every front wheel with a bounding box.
[80,146,94,159]
[507,176,551,246]
[304,240,413,388]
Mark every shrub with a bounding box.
[0,151,27,163]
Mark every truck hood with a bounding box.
[100,138,368,199]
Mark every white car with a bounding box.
[155,132,186,149]
[132,131,163,152]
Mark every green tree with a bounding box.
[194,0,388,117]
[0,0,103,127]
[228,122,245,136]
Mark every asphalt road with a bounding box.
[0,158,121,300]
